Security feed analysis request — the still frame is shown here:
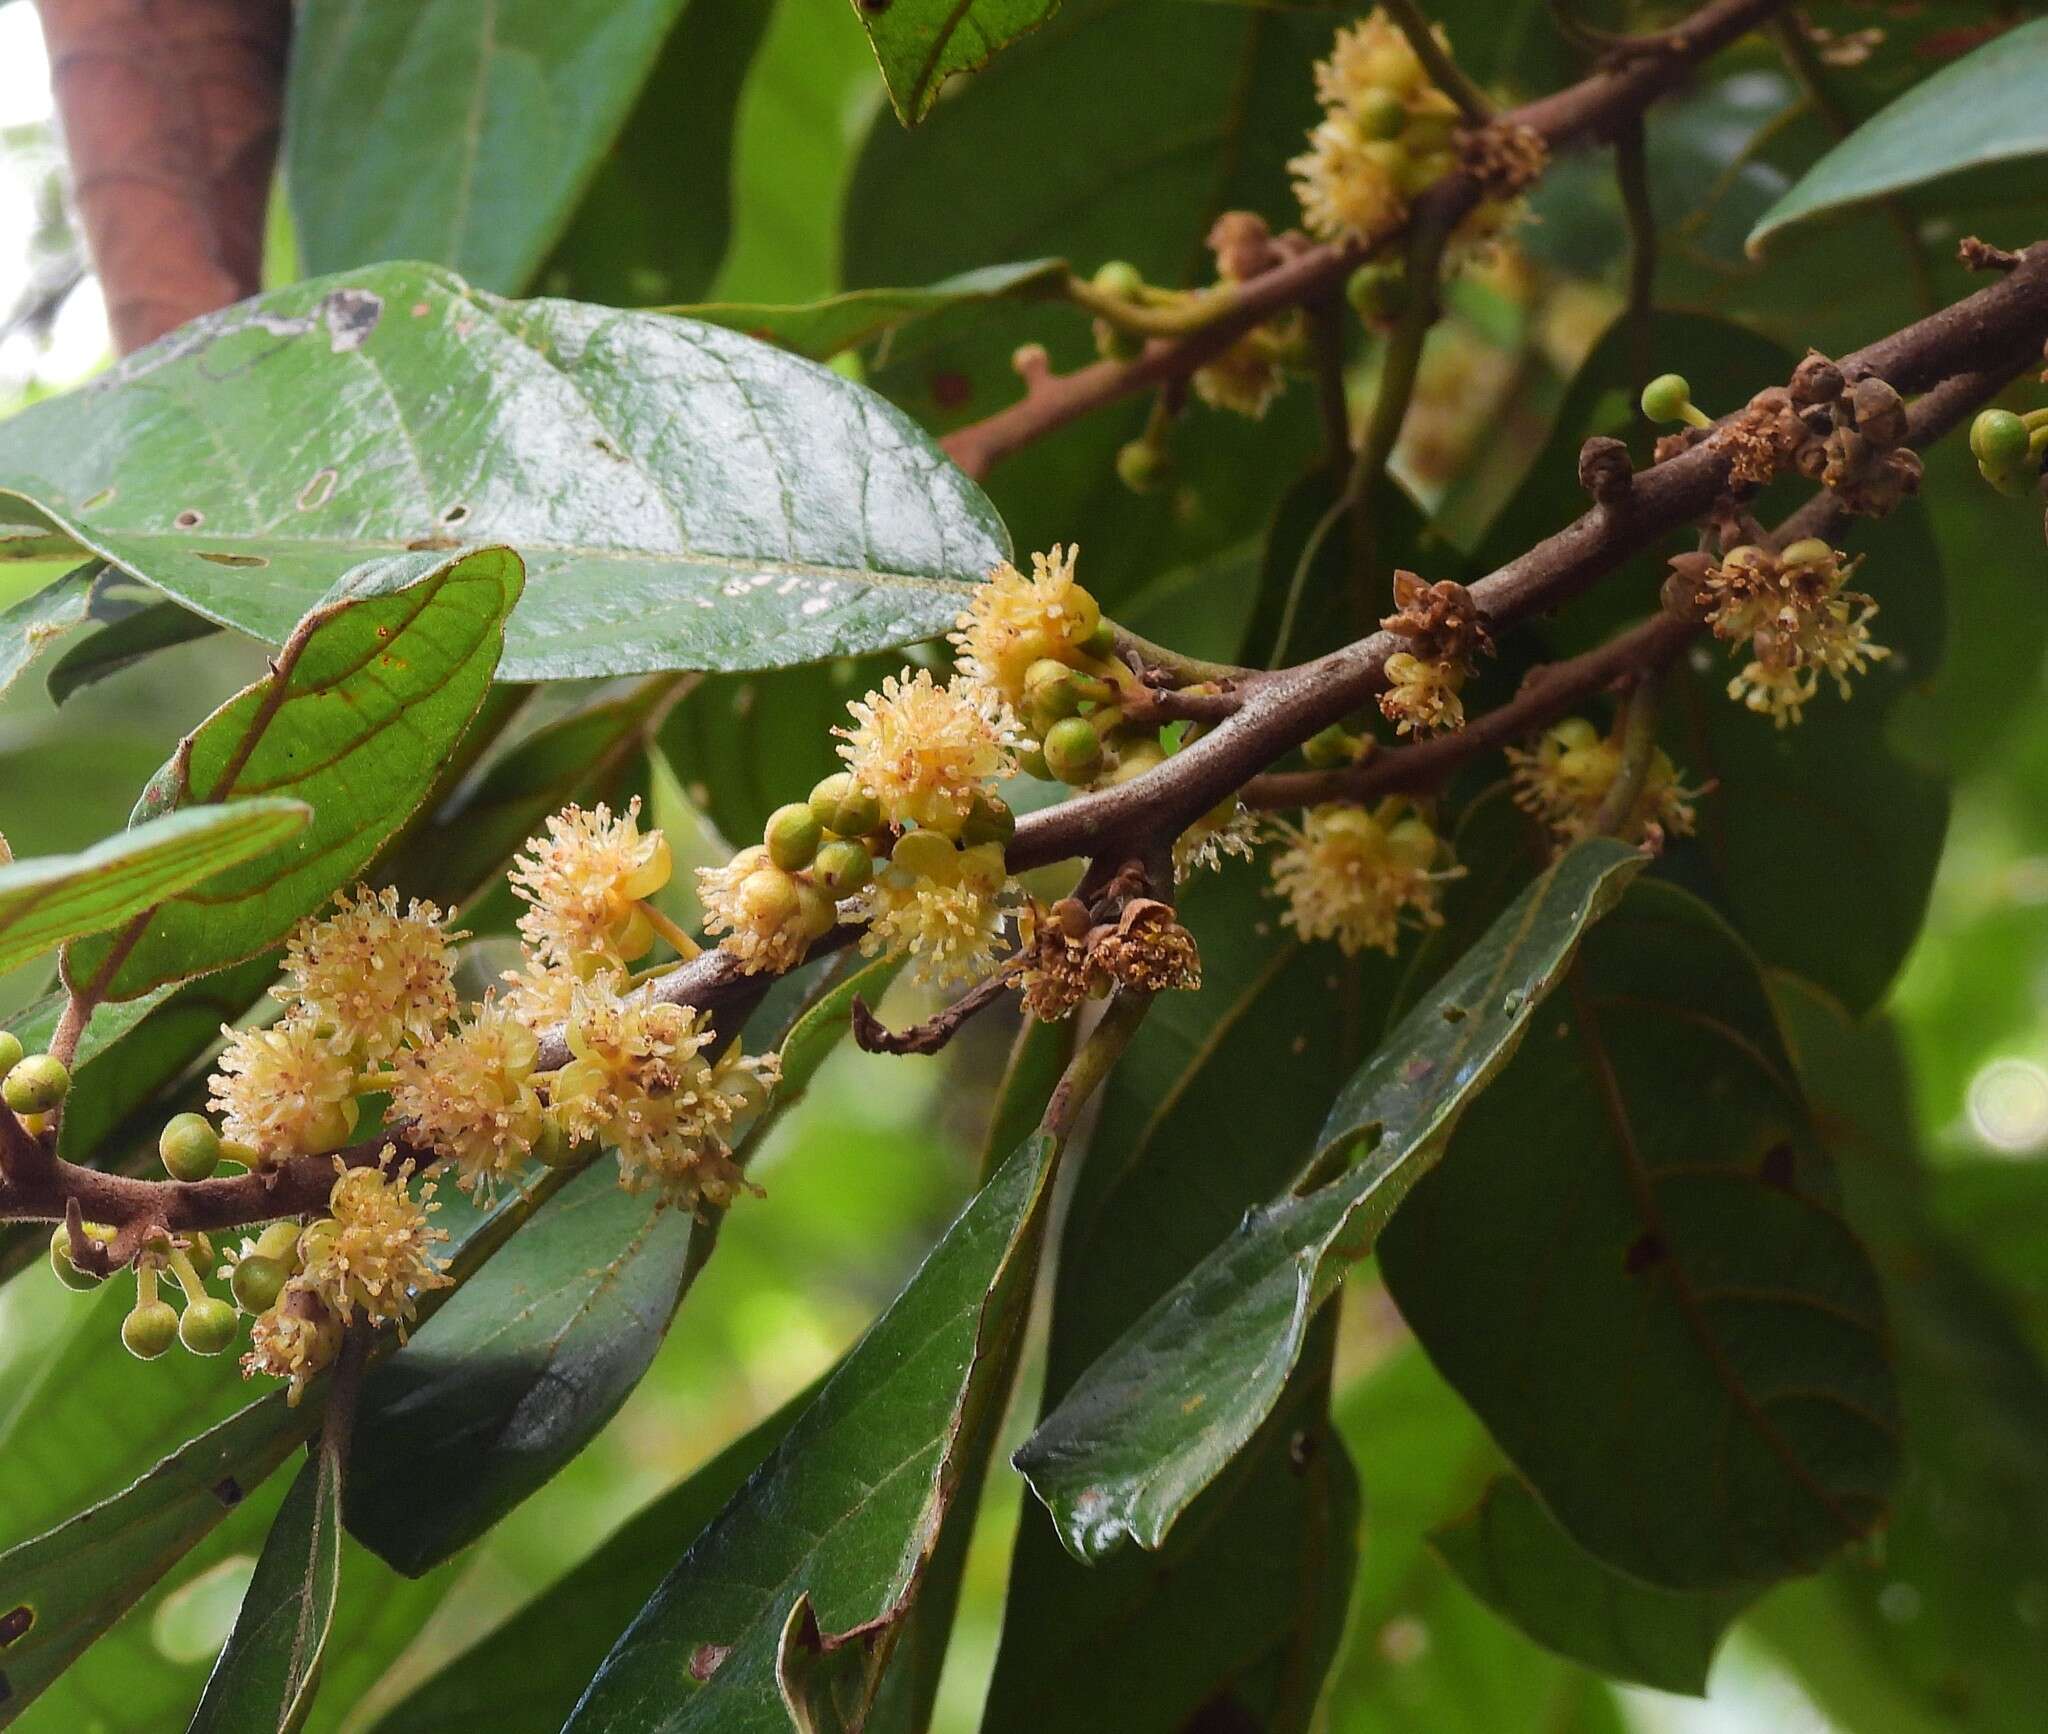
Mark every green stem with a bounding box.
[1589,676,1662,839]
[1042,989,1153,1141]
[1063,273,1240,338]
[1382,0,1493,123]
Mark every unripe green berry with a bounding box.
[122,1300,179,1360]
[1302,724,1358,769]
[891,828,959,885]
[765,802,824,871]
[1971,408,2030,469]
[4,1053,70,1116]
[1116,438,1168,495]
[1640,373,1695,425]
[1043,716,1104,785]
[1351,87,1408,141]
[811,838,873,900]
[0,1031,21,1074]
[960,792,1017,849]
[231,1253,288,1315]
[159,1113,222,1183]
[808,773,882,839]
[179,1296,239,1356]
[1091,259,1145,301]
[49,1224,110,1291]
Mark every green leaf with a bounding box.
[365,1381,821,1734]
[1380,881,1900,1592]
[45,599,223,706]
[676,259,1068,361]
[986,863,1370,1734]
[62,547,521,1001]
[1014,840,1645,1561]
[1432,1476,1751,1696]
[534,0,773,307]
[0,799,310,978]
[563,1129,1068,1732]
[0,562,96,699]
[773,1594,888,1733]
[345,951,890,1577]
[850,0,1064,124]
[288,0,694,293]
[186,1442,343,1734]
[1748,19,2048,255]
[0,263,1008,683]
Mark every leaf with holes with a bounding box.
[186,1439,344,1734]
[60,546,520,1001]
[1015,840,1645,1563]
[1432,1475,1752,1696]
[850,0,1065,125]
[0,799,309,979]
[0,263,1006,683]
[564,1128,1064,1733]
[1380,880,1900,1592]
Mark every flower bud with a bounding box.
[808,773,883,839]
[960,791,1017,848]
[1116,438,1169,495]
[179,1296,239,1356]
[0,1030,21,1074]
[1107,736,1168,784]
[1351,86,1408,141]
[1302,724,1359,769]
[1025,658,1083,720]
[1545,717,1601,754]
[255,1220,304,1265]
[1971,408,2030,470]
[232,1253,289,1315]
[49,1223,112,1291]
[794,878,839,940]
[122,1299,179,1360]
[812,838,874,900]
[1091,259,1144,301]
[159,1113,223,1183]
[765,802,824,871]
[891,828,960,885]
[1640,373,1697,426]
[1043,716,1104,785]
[1384,816,1440,872]
[3,1053,70,1116]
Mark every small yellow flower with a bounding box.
[608,1044,774,1215]
[1506,717,1701,850]
[277,884,462,1059]
[835,669,1019,837]
[951,546,1104,710]
[1269,801,1453,955]
[1193,321,1300,421]
[299,1154,451,1334]
[509,799,673,968]
[242,1280,343,1405]
[389,999,544,1197]
[858,842,1011,987]
[1291,116,1409,244]
[695,846,821,975]
[1379,650,1467,736]
[499,951,580,1028]
[1314,10,1434,111]
[1174,800,1261,881]
[1692,541,1888,728]
[208,1016,360,1163]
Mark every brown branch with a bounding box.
[40,0,291,353]
[939,0,1795,480]
[849,964,1020,1057]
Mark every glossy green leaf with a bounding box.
[1432,1475,1751,1696]
[1381,882,1900,1592]
[366,1381,820,1734]
[1748,19,2048,255]
[987,862,1370,1734]
[677,259,1067,361]
[288,0,693,293]
[774,1593,888,1733]
[0,263,1007,683]
[564,1129,1067,1732]
[346,951,889,1576]
[0,799,309,978]
[45,600,223,706]
[850,0,1063,124]
[186,1443,343,1734]
[534,0,773,307]
[0,562,95,699]
[1015,840,1644,1562]
[62,547,521,1001]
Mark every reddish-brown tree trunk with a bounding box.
[37,0,290,354]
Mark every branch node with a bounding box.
[1577,435,1635,505]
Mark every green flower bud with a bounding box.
[1640,373,1697,426]
[122,1299,179,1361]
[0,1030,21,1075]
[765,802,824,871]
[957,842,1008,894]
[1025,658,1083,719]
[533,1119,582,1170]
[1777,537,1833,569]
[1545,717,1600,754]
[254,1220,304,1265]
[1091,259,1145,301]
[231,1253,288,1315]
[158,1113,222,1183]
[298,1219,340,1270]
[1346,262,1409,323]
[1302,724,1359,769]
[1971,408,2030,469]
[808,772,882,839]
[811,838,874,900]
[1384,816,1440,872]
[49,1223,111,1291]
[1079,619,1117,659]
[179,1296,239,1356]
[1351,87,1408,141]
[1019,744,1053,782]
[1107,736,1167,785]
[794,878,839,940]
[4,1053,70,1116]
[1116,438,1169,495]
[960,791,1017,848]
[1043,716,1104,785]
[891,828,960,884]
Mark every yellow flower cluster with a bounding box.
[277,885,462,1059]
[1380,650,1467,737]
[835,668,1020,835]
[208,1018,360,1165]
[1507,717,1702,850]
[510,799,673,969]
[1268,800,1454,956]
[950,545,1104,711]
[858,834,1012,988]
[387,999,544,1198]
[1692,539,1889,727]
